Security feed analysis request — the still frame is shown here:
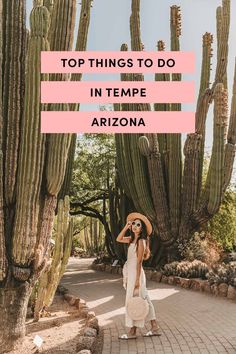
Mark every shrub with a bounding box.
[177,231,223,266]
[206,263,236,287]
[207,190,236,252]
[162,260,209,279]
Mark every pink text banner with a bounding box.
[41,111,195,133]
[41,51,195,74]
[41,81,195,104]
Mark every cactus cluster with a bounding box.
[162,260,209,279]
[177,231,222,265]
[206,263,236,287]
[0,0,92,349]
[0,0,91,279]
[115,0,236,264]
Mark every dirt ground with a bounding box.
[9,294,103,354]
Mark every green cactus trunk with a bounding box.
[115,0,235,266]
[33,196,74,321]
[0,0,91,350]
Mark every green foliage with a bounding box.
[201,153,236,252]
[71,215,106,256]
[71,133,116,202]
[177,231,223,266]
[206,190,236,251]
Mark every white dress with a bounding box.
[122,239,156,328]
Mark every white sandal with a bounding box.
[143,328,161,337]
[118,333,137,340]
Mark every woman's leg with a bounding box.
[128,326,137,335]
[150,319,160,331]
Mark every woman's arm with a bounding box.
[135,239,145,288]
[116,222,131,243]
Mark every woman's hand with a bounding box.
[125,221,132,230]
[116,221,132,243]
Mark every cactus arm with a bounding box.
[114,134,133,200]
[43,199,64,306]
[124,1,156,220]
[208,84,228,214]
[48,0,76,53]
[197,33,213,105]
[216,7,222,64]
[45,0,77,196]
[214,0,230,88]
[190,78,235,229]
[2,1,27,206]
[70,0,92,87]
[188,0,232,229]
[138,135,174,245]
[46,132,72,195]
[35,195,57,263]
[59,217,74,278]
[130,134,156,221]
[116,43,152,214]
[181,33,213,227]
[116,46,139,202]
[58,133,77,200]
[38,196,73,309]
[130,0,143,51]
[222,59,236,192]
[43,0,54,14]
[194,34,213,203]
[61,0,93,198]
[155,40,170,189]
[114,84,133,200]
[180,133,202,231]
[12,1,50,265]
[168,5,182,237]
[0,0,6,281]
[181,1,230,233]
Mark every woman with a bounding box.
[116,212,161,340]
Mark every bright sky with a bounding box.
[26,0,236,183]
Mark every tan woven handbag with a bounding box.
[127,288,149,321]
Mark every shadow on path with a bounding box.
[61,257,236,354]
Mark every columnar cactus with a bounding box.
[33,196,74,321]
[0,0,92,351]
[115,0,236,264]
[0,0,6,282]
[12,1,51,267]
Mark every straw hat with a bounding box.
[126,212,153,236]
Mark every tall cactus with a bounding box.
[115,0,235,264]
[12,1,51,266]
[0,1,92,351]
[33,196,74,321]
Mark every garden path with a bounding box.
[61,257,236,354]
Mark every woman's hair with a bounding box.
[128,219,151,260]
